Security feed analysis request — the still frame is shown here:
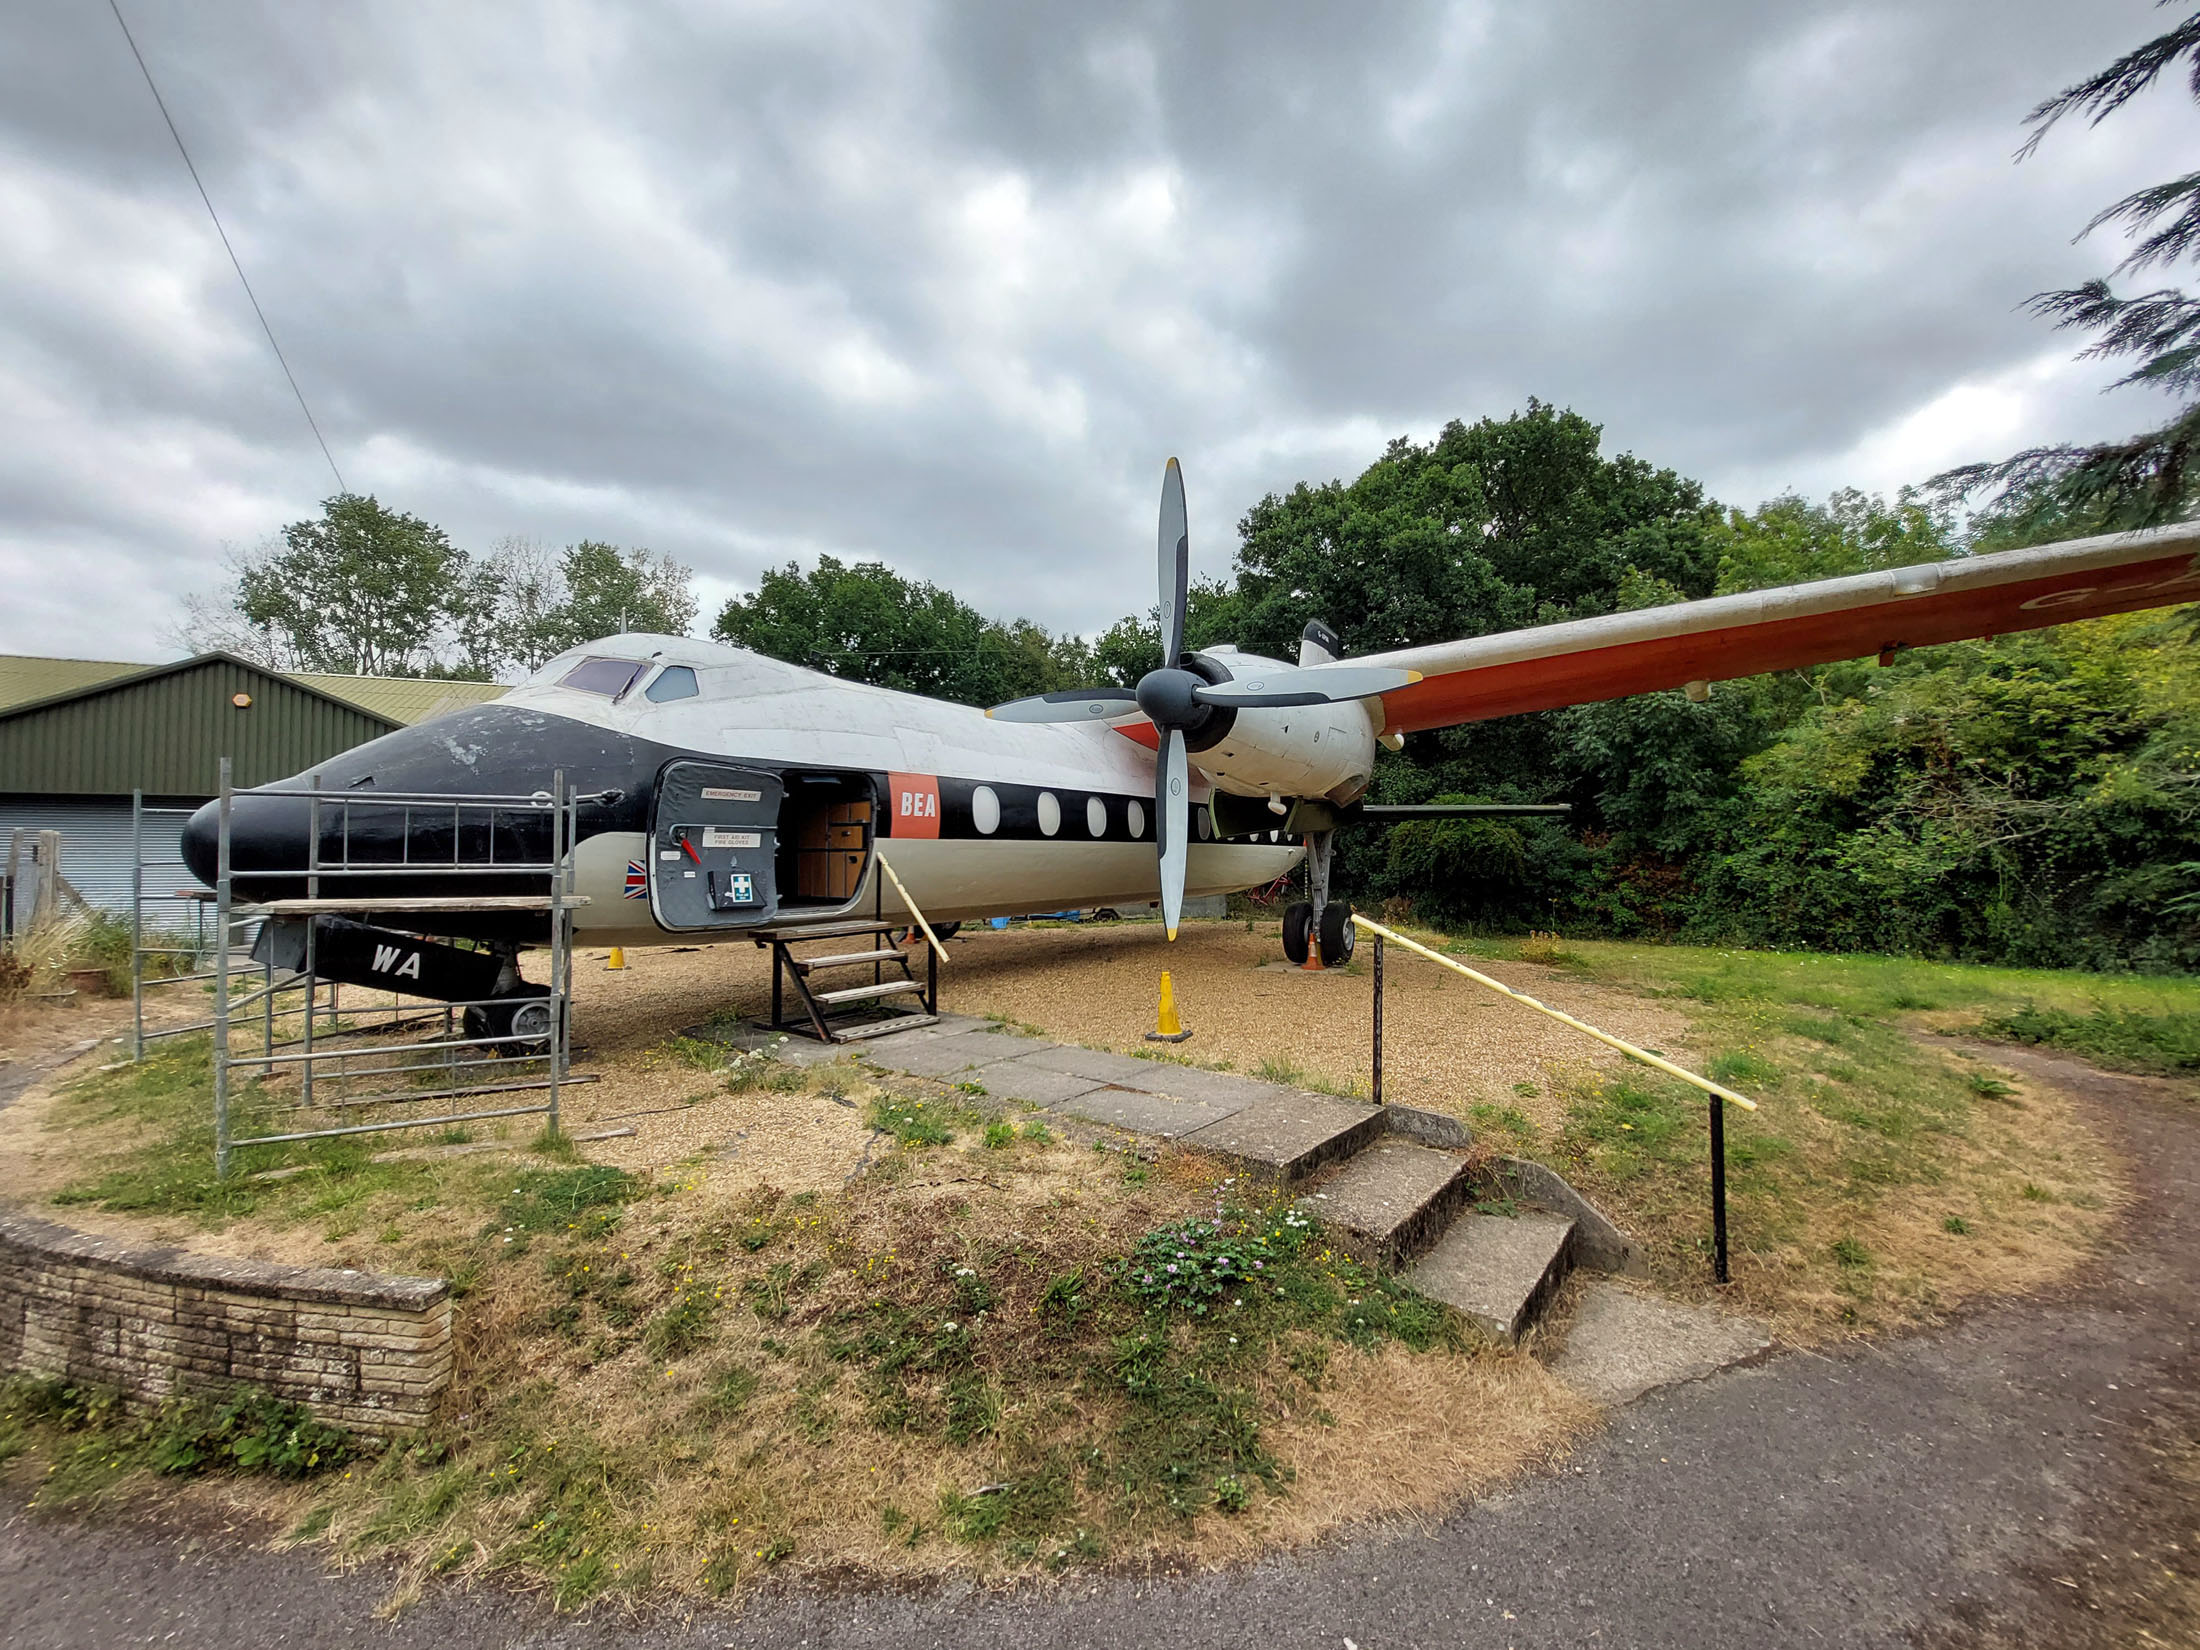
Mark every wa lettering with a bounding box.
[372,943,423,980]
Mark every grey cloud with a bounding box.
[0,0,2184,661]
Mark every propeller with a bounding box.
[988,459,1419,940]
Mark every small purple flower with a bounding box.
[1166,1264,1178,1274]
[1252,1260,1264,1269]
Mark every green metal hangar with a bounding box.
[0,653,504,923]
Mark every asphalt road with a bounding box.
[3,1045,2193,1649]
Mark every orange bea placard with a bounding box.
[887,771,941,838]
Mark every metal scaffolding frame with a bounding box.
[204,758,594,1178]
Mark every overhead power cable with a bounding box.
[107,0,347,495]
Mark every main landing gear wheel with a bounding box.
[1318,902,1356,967]
[1281,901,1314,965]
[465,982,560,1058]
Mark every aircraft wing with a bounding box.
[1358,522,2200,735]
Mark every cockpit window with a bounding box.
[644,665,699,702]
[558,657,648,697]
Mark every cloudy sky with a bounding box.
[1,0,2189,665]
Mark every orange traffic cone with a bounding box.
[1145,971,1192,1043]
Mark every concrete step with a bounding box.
[1299,1140,1476,1269]
[1180,1090,1384,1182]
[1405,1209,1575,1344]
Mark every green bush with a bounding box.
[1974,1002,2200,1073]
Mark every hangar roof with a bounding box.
[0,653,508,798]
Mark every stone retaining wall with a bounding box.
[0,1213,451,1434]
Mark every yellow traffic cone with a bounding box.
[1145,970,1192,1042]
[605,946,627,971]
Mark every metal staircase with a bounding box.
[755,919,938,1044]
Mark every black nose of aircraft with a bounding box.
[178,701,651,903]
[180,788,318,892]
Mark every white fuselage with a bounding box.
[508,635,1307,943]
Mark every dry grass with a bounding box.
[3,1016,1592,1606]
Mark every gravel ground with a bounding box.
[922,920,1691,1129]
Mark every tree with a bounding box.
[485,539,698,669]
[1935,7,2200,538]
[178,494,486,677]
[1225,402,1717,666]
[711,556,1090,708]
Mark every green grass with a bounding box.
[813,1196,1461,1551]
[1555,939,2200,1022]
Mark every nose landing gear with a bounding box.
[1280,830,1353,967]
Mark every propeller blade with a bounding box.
[1158,457,1189,666]
[1191,665,1422,708]
[987,687,1143,723]
[1156,727,1189,941]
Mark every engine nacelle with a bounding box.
[1187,648,1379,806]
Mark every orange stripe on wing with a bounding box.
[1378,553,2200,734]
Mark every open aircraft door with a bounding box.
[648,762,783,930]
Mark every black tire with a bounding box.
[464,983,559,1058]
[1318,902,1356,967]
[1281,901,1314,965]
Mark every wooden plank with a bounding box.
[793,947,902,972]
[813,979,924,1006]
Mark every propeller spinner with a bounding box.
[990,460,1418,940]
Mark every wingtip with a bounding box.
[1165,926,1178,942]
[1405,670,1424,683]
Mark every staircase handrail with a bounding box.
[1349,913,1755,1110]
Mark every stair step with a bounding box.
[812,979,925,1006]
[761,919,900,942]
[793,948,906,972]
[1299,1141,1475,1268]
[1405,1210,1575,1344]
[1180,1091,1384,1182]
[828,1012,939,1042]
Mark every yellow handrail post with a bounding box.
[872,851,949,966]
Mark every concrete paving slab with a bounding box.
[1050,1084,1246,1138]
[1408,1209,1575,1343]
[856,1031,1022,1078]
[1301,1139,1474,1266]
[1111,1063,1278,1111]
[1016,1044,1177,1087]
[964,1062,1107,1109]
[1182,1090,1383,1179]
[1549,1280,1772,1405]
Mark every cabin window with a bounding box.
[1037,792,1061,837]
[1086,796,1107,837]
[1127,800,1146,839]
[645,665,699,702]
[559,657,648,697]
[971,786,1000,835]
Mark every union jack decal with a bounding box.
[624,859,648,899]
